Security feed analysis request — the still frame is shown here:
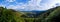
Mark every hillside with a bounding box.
[39,6,60,22]
[0,6,60,22]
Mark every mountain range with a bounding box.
[0,6,60,22]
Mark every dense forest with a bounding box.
[0,6,60,22]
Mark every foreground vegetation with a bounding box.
[0,6,60,22]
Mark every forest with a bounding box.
[0,6,60,22]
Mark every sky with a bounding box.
[0,0,60,11]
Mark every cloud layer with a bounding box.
[0,0,60,11]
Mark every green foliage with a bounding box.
[43,7,60,22]
[24,18,34,22]
[0,7,34,22]
[0,6,60,22]
[0,7,15,22]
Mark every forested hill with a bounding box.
[0,7,26,22]
[0,6,60,22]
[37,6,58,18]
[37,6,60,22]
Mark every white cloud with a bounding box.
[6,0,16,2]
[22,0,60,11]
[0,4,5,8]
[39,0,60,10]
[7,5,17,9]
[7,5,26,10]
[1,0,60,11]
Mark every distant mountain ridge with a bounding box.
[20,10,46,18]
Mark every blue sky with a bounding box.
[0,0,60,11]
